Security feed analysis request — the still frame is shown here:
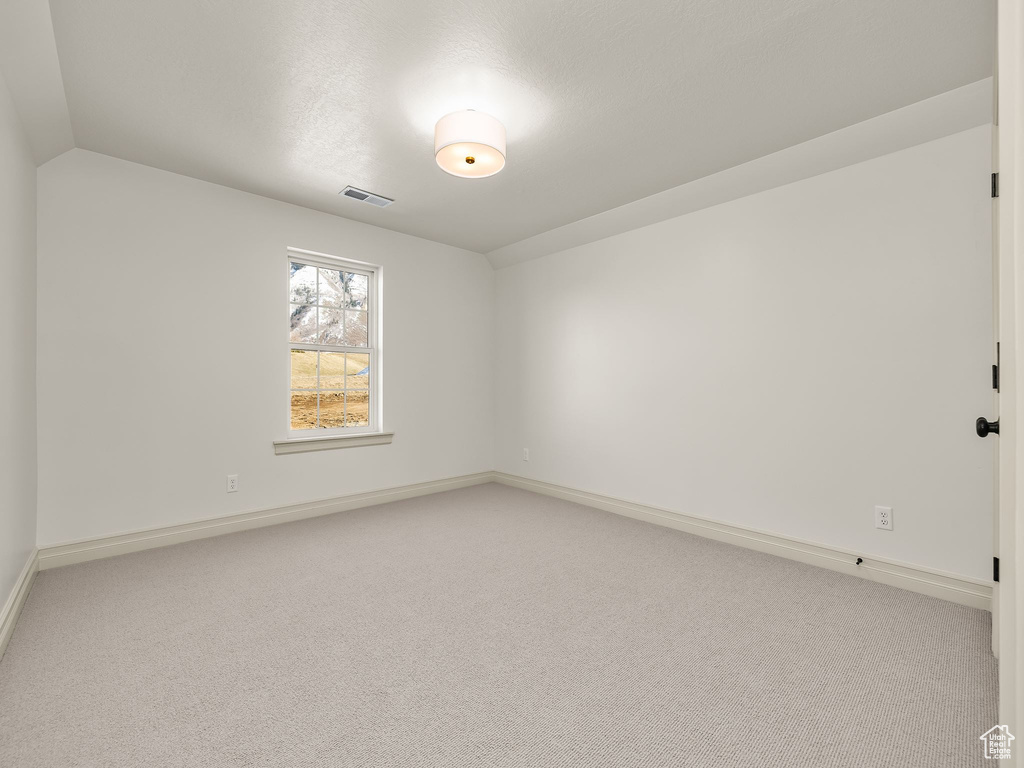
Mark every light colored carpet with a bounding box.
[0,483,997,767]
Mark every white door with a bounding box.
[990,109,1000,661]
[995,0,1022,747]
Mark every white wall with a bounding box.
[0,72,37,599]
[33,127,994,584]
[36,149,494,545]
[495,126,994,581]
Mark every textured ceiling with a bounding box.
[49,0,994,254]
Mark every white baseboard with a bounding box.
[0,549,39,661]
[31,469,992,613]
[493,472,993,611]
[37,471,495,571]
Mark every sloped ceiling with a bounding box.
[9,1,999,258]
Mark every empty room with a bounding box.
[3,1,1024,766]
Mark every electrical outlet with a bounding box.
[522,448,530,461]
[875,505,892,531]
[227,474,239,493]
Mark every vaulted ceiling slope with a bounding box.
[29,1,1000,254]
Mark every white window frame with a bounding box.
[284,247,383,441]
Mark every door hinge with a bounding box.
[994,342,1001,392]
[994,556,1000,583]
[992,172,1000,198]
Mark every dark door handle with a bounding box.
[977,417,1000,437]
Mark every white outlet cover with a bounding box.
[874,505,893,531]
[227,474,239,493]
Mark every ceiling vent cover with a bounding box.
[340,186,394,207]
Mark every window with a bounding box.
[287,249,379,435]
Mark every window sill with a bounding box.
[273,431,394,455]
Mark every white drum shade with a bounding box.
[434,110,506,178]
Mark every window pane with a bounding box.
[343,310,368,346]
[318,268,346,308]
[290,350,317,389]
[289,263,318,305]
[290,392,318,430]
[346,273,368,309]
[318,307,344,344]
[348,353,370,389]
[319,391,347,428]
[289,305,317,343]
[346,389,370,427]
[319,351,347,389]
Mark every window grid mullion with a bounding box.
[291,343,369,354]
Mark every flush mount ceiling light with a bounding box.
[434,110,506,178]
